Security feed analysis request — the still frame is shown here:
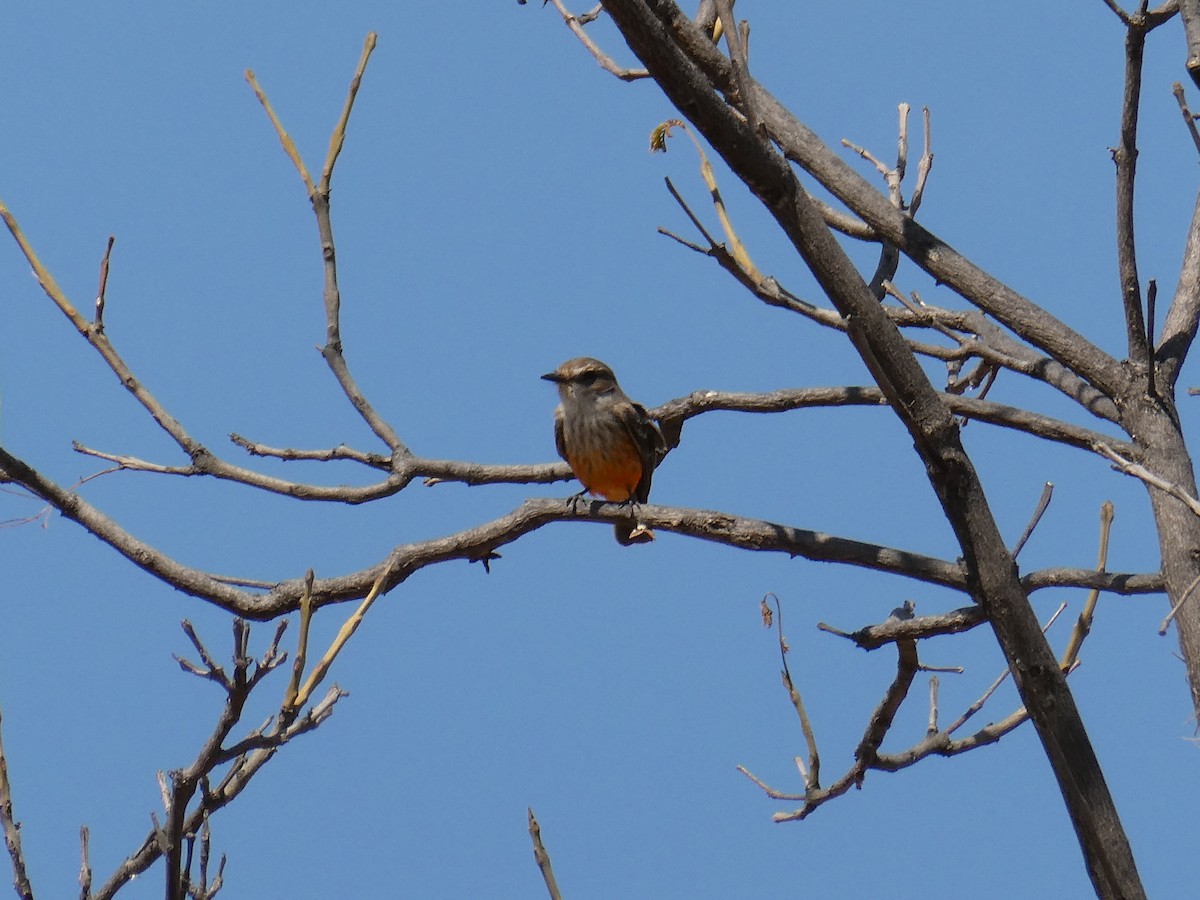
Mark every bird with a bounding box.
[542,357,666,545]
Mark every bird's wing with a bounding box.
[622,401,667,503]
[552,405,569,463]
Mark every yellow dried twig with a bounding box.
[321,33,378,192]
[650,119,763,283]
[1061,502,1113,668]
[291,566,390,710]
[245,69,315,198]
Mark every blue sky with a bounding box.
[2,3,1198,898]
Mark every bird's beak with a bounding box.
[541,371,564,383]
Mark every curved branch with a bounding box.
[71,373,1125,503]
[73,438,574,501]
[544,0,650,80]
[0,445,258,614]
[652,387,1129,455]
[2,443,1162,627]
[0,202,205,460]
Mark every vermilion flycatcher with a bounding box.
[542,357,667,545]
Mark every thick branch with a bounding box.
[1182,0,1200,88]
[598,4,1144,895]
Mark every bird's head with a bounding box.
[541,357,621,402]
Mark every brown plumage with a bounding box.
[542,357,666,545]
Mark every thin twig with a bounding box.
[1172,82,1200,154]
[927,676,940,734]
[908,107,934,216]
[320,33,377,192]
[771,594,820,790]
[767,633,920,822]
[543,0,649,80]
[1101,0,1134,25]
[715,0,763,137]
[1063,502,1115,663]
[245,69,314,197]
[94,234,115,332]
[1095,442,1200,516]
[1147,278,1158,399]
[79,826,92,900]
[0,200,204,456]
[1160,572,1200,635]
[918,663,964,674]
[1012,482,1054,559]
[652,119,763,281]
[528,808,564,900]
[93,621,345,900]
[946,601,1069,737]
[1113,14,1151,365]
[818,605,986,650]
[283,570,315,710]
[0,707,34,900]
[292,567,390,709]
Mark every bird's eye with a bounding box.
[578,371,600,385]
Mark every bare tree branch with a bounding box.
[599,4,1145,894]
[528,809,564,900]
[0,707,34,900]
[1011,482,1054,559]
[1113,14,1151,367]
[1095,442,1200,515]
[91,621,345,900]
[94,234,114,334]
[1181,0,1200,87]
[653,144,1120,419]
[820,605,986,650]
[1158,188,1200,388]
[713,0,762,137]
[653,387,1128,455]
[750,631,921,822]
[544,0,649,80]
[759,586,1092,824]
[648,3,1131,402]
[1062,502,1114,664]
[1171,82,1200,154]
[79,826,92,900]
[768,594,820,790]
[2,440,1163,632]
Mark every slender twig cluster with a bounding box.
[741,501,1113,822]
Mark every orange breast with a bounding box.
[566,438,643,502]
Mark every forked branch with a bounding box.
[747,504,1110,824]
[78,618,344,900]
